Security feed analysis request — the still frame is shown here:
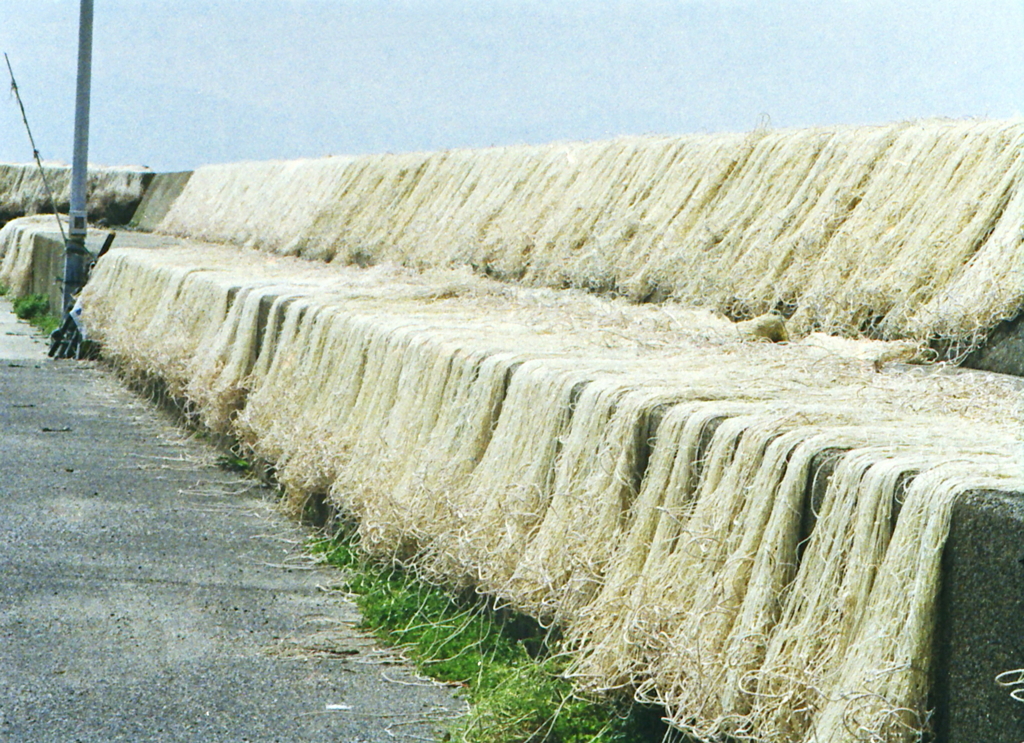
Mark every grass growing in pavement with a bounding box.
[216,452,252,473]
[310,527,668,743]
[11,292,61,335]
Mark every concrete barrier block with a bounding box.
[129,171,193,231]
[964,313,1024,378]
[934,489,1024,742]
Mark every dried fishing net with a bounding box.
[79,239,1024,743]
[0,215,57,295]
[154,158,354,255]
[157,119,1024,352]
[565,413,1021,743]
[738,447,919,740]
[414,360,601,588]
[84,250,246,397]
[339,345,517,556]
[507,385,736,625]
[186,282,302,432]
[0,162,150,225]
[802,454,1023,743]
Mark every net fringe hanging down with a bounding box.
[156,119,1024,355]
[75,239,1024,743]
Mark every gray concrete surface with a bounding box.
[934,489,1024,743]
[964,311,1024,378]
[0,298,44,360]
[129,172,192,232]
[0,313,461,742]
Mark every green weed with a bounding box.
[36,313,61,336]
[216,453,252,472]
[12,293,49,320]
[11,293,61,335]
[310,529,668,743]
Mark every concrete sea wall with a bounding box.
[0,163,152,229]
[151,120,1024,360]
[3,119,1023,741]
[0,217,112,317]
[71,236,1021,743]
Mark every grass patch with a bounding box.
[311,528,669,743]
[216,452,252,473]
[11,292,61,335]
[0,283,8,296]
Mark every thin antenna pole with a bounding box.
[63,0,93,315]
[4,53,67,244]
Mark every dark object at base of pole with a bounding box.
[51,231,113,361]
[48,314,98,360]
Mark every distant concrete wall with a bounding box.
[0,164,153,228]
[128,171,192,231]
[0,165,186,313]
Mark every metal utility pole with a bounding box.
[63,0,93,315]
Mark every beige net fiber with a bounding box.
[53,118,1024,743]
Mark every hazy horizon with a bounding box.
[2,0,1022,172]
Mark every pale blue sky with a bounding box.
[2,0,1022,171]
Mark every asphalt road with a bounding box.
[0,299,461,742]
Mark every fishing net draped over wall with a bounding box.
[6,114,1019,743]
[77,239,1023,743]
[157,119,1024,355]
[0,163,151,226]
[0,215,55,295]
